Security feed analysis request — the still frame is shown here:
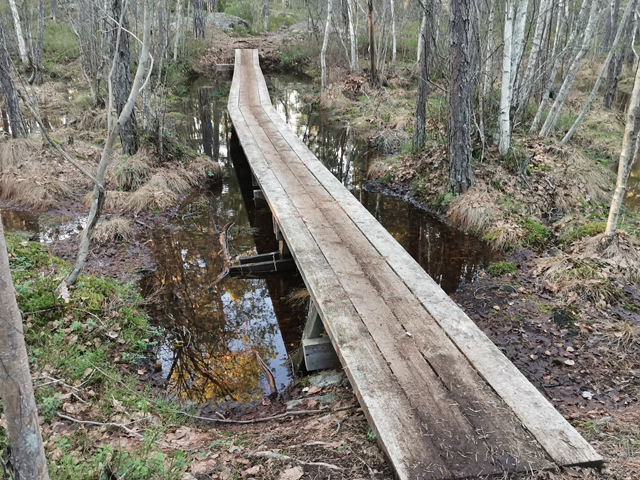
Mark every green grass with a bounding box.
[521,219,551,247]
[487,261,518,277]
[561,221,606,244]
[43,23,79,62]
[278,40,321,68]
[1,234,193,480]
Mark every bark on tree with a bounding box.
[417,11,427,64]
[539,0,600,136]
[498,0,516,156]
[174,0,183,61]
[518,0,550,108]
[50,0,58,21]
[32,0,45,85]
[389,0,396,71]
[264,0,270,31]
[482,0,495,96]
[604,16,633,108]
[8,0,29,66]
[449,0,474,194]
[346,0,357,70]
[321,0,332,90]
[604,45,640,241]
[63,0,153,287]
[601,0,620,52]
[562,0,635,144]
[0,23,27,138]
[367,0,377,84]
[112,0,139,156]
[194,0,205,39]
[0,219,50,480]
[509,0,529,94]
[412,0,432,150]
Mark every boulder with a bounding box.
[206,12,249,31]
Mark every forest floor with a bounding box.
[2,20,640,480]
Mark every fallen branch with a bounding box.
[187,409,326,424]
[248,450,343,471]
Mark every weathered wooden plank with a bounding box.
[246,49,602,469]
[229,51,437,480]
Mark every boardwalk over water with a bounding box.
[227,49,602,479]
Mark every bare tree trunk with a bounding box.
[601,0,620,52]
[321,0,332,90]
[604,15,633,108]
[50,0,58,21]
[604,47,640,241]
[518,0,550,107]
[498,0,516,156]
[482,0,495,96]
[539,0,600,136]
[367,0,377,84]
[194,0,205,39]
[0,23,26,138]
[449,0,474,194]
[389,0,396,71]
[264,0,270,31]
[412,0,432,150]
[347,0,357,70]
[174,0,183,61]
[112,0,138,155]
[8,0,29,66]
[32,0,45,85]
[417,11,427,64]
[0,220,50,480]
[64,0,153,287]
[563,0,635,143]
[509,0,529,94]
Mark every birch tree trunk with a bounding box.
[0,220,50,480]
[604,16,633,108]
[174,0,182,61]
[604,46,640,241]
[347,0,357,70]
[389,0,396,71]
[498,0,516,156]
[50,0,58,21]
[539,0,600,137]
[482,0,495,96]
[367,0,377,84]
[449,0,474,194]
[509,0,529,94]
[8,0,29,66]
[32,0,45,85]
[194,0,205,39]
[321,0,332,90]
[562,0,635,143]
[63,0,153,287]
[518,0,550,107]
[417,11,427,64]
[0,22,26,138]
[264,0,270,31]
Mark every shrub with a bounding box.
[487,261,518,277]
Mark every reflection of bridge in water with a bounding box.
[228,48,602,480]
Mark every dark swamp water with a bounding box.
[1,74,501,406]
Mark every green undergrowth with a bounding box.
[487,261,518,277]
[1,234,192,480]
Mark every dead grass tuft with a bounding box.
[552,147,610,211]
[366,161,391,180]
[83,190,130,212]
[0,167,71,209]
[93,216,132,244]
[287,289,310,309]
[109,154,151,191]
[370,129,410,154]
[447,187,495,234]
[75,110,113,131]
[126,182,178,213]
[186,156,223,180]
[0,138,40,170]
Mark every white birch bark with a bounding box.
[417,11,427,64]
[499,0,516,156]
[482,0,496,96]
[390,0,397,70]
[174,0,182,62]
[562,0,635,144]
[321,0,332,90]
[8,0,29,65]
[539,0,600,136]
[604,47,640,240]
[518,0,550,107]
[347,0,357,70]
[0,220,50,480]
[510,0,530,94]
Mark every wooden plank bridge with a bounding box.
[227,49,602,479]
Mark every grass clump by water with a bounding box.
[2,233,192,479]
[487,261,518,277]
[521,219,551,248]
[562,221,607,244]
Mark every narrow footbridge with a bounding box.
[227,49,602,479]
